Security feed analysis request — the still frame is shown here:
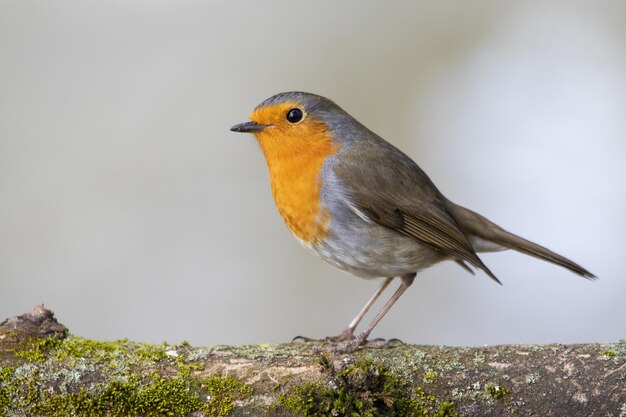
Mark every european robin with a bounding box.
[231,91,595,351]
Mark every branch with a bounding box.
[0,305,624,416]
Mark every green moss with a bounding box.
[203,376,254,416]
[172,352,205,377]
[2,335,253,417]
[31,375,202,417]
[12,337,63,362]
[279,360,457,417]
[602,341,626,360]
[473,352,486,364]
[10,335,173,367]
[3,370,251,417]
[52,337,172,365]
[423,371,437,384]
[485,384,509,400]
[0,367,15,417]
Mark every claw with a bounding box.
[292,329,356,344]
[292,335,319,343]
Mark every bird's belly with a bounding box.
[309,217,443,279]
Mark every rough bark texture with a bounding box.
[0,305,624,417]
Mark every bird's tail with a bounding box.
[447,202,596,279]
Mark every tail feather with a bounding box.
[447,202,596,280]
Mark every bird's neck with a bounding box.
[256,131,339,246]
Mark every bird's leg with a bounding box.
[336,273,416,352]
[326,277,393,342]
[293,277,393,343]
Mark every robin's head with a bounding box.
[231,92,345,244]
[230,92,353,155]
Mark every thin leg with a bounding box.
[346,277,393,332]
[354,273,416,345]
[326,277,393,342]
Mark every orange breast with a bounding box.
[254,121,339,245]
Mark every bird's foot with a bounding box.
[292,328,356,344]
[324,328,356,342]
[293,332,403,353]
[331,336,404,354]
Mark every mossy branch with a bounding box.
[0,305,624,417]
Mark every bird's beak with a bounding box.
[230,121,268,133]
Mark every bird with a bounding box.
[230,91,595,352]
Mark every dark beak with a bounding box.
[230,121,267,133]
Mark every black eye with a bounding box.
[286,108,303,123]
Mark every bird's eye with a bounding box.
[286,108,303,123]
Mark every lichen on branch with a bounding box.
[0,305,624,417]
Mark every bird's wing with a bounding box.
[334,135,501,284]
[348,191,500,284]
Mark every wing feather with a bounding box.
[333,134,501,283]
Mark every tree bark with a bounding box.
[0,305,624,416]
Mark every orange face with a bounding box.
[247,102,339,245]
[249,101,330,154]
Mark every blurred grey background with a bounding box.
[1,1,625,347]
